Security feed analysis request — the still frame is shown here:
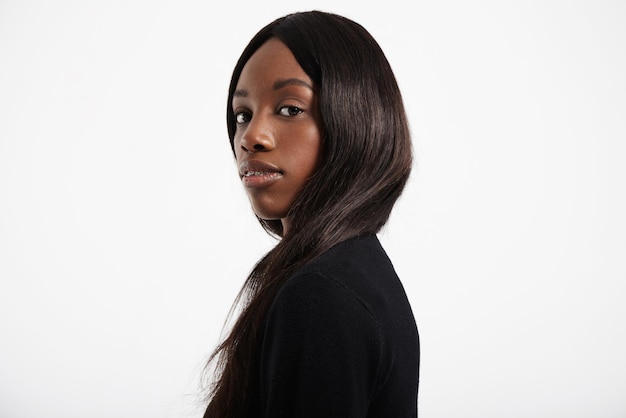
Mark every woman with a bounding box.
[204,10,419,417]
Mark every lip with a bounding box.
[238,160,283,188]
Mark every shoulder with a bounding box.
[263,233,411,351]
[266,269,380,339]
[260,268,384,388]
[269,234,393,326]
[258,235,419,413]
[289,234,413,325]
[258,271,385,416]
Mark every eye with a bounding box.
[235,111,251,124]
[278,105,303,117]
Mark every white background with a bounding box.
[1,1,625,417]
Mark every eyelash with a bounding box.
[234,105,304,124]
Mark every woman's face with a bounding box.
[232,38,322,233]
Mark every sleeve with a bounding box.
[258,271,383,417]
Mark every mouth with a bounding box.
[239,160,283,188]
[243,170,277,177]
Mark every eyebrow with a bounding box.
[273,78,314,91]
[233,78,314,98]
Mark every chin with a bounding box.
[251,206,288,222]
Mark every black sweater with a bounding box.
[257,234,419,417]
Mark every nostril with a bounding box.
[253,144,265,150]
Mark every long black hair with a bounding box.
[204,10,412,417]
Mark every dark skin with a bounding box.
[232,38,323,236]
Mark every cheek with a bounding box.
[232,135,244,161]
[291,127,322,172]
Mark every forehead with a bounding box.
[236,38,311,90]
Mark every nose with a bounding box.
[238,115,275,153]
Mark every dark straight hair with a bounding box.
[204,10,413,417]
